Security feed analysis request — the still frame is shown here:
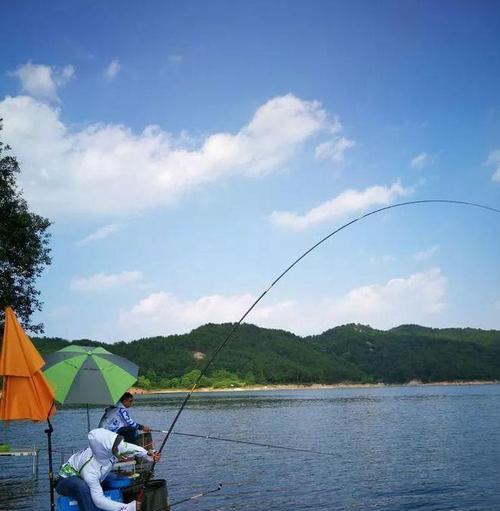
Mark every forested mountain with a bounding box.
[31,323,500,388]
[308,324,500,383]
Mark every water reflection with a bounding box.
[0,477,38,510]
[135,391,386,410]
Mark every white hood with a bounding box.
[88,428,121,464]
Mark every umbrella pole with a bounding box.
[86,404,90,432]
[45,415,55,511]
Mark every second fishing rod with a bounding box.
[151,429,336,456]
[142,199,500,486]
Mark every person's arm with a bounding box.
[118,407,143,430]
[81,466,136,511]
[117,440,150,460]
[117,441,160,464]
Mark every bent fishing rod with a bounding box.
[151,429,336,456]
[144,199,500,483]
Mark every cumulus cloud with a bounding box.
[332,268,447,321]
[0,93,336,216]
[118,269,447,337]
[104,59,120,81]
[413,245,440,262]
[410,152,428,170]
[315,136,356,163]
[486,150,500,182]
[71,271,143,292]
[270,181,410,231]
[77,223,125,246]
[119,292,296,336]
[8,62,74,101]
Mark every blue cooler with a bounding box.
[56,488,123,510]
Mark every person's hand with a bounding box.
[147,450,161,462]
[143,425,151,433]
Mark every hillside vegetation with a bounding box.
[31,323,500,389]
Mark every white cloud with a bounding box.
[410,152,428,170]
[331,268,447,322]
[315,136,356,163]
[413,245,440,262]
[8,62,74,101]
[119,292,296,336]
[104,60,120,81]
[71,271,143,292]
[0,93,336,216]
[486,150,500,182]
[77,223,124,246]
[118,269,447,337]
[59,66,75,83]
[270,181,410,231]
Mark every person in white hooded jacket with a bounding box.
[56,428,160,511]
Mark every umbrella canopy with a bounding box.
[0,307,55,421]
[43,345,139,405]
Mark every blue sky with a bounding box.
[1,0,499,342]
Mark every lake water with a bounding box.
[1,384,500,511]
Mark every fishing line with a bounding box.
[144,199,500,484]
[169,483,222,507]
[151,429,336,456]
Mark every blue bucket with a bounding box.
[56,488,123,510]
[104,472,133,489]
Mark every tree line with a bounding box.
[32,322,500,389]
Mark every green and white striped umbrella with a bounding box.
[43,345,139,405]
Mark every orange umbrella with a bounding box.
[0,307,57,511]
[0,307,55,421]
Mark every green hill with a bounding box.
[31,323,500,388]
[309,324,500,383]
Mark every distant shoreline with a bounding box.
[131,380,499,395]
